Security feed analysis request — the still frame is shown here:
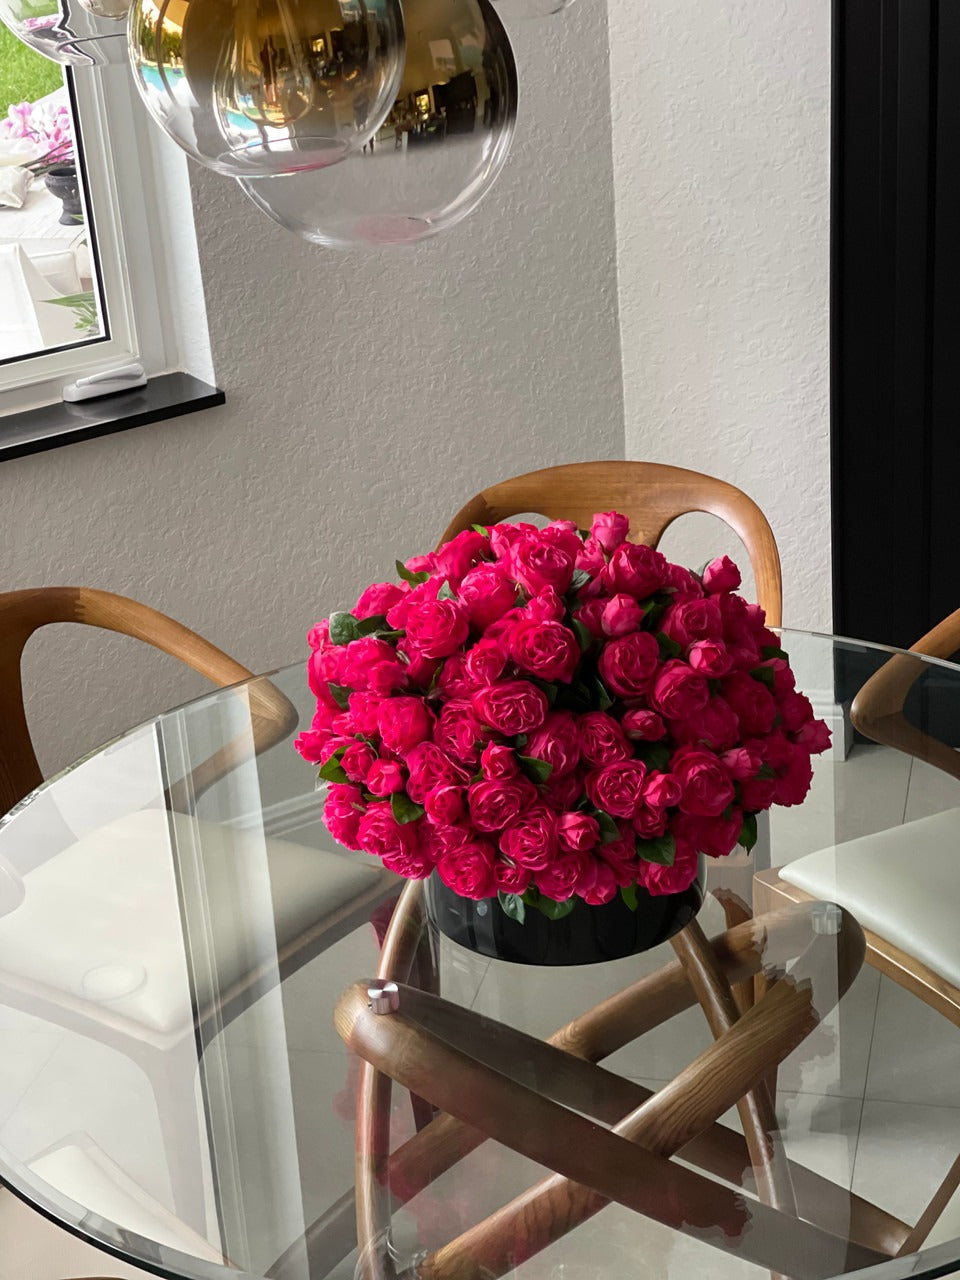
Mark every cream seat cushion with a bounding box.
[780,807,960,989]
[0,809,386,1036]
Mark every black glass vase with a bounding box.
[427,863,704,966]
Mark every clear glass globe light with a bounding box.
[127,0,406,176]
[237,0,517,247]
[0,0,124,64]
[491,0,572,20]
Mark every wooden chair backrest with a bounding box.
[440,461,782,626]
[0,587,297,816]
[851,606,960,781]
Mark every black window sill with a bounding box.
[0,372,225,463]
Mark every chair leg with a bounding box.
[143,1040,210,1234]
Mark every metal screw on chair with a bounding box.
[811,902,843,935]
[367,982,400,1014]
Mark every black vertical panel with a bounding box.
[832,0,935,649]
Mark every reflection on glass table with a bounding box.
[0,631,958,1280]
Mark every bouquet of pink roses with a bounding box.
[297,513,830,921]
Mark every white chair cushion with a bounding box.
[780,807,960,989]
[0,809,385,1036]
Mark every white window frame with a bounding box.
[0,50,213,415]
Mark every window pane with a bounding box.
[0,21,108,364]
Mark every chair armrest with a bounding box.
[0,852,25,916]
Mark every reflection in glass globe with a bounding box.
[76,0,130,20]
[492,0,572,19]
[127,0,406,176]
[238,0,517,247]
[0,0,124,64]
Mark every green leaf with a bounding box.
[437,580,456,601]
[498,891,526,924]
[391,793,426,825]
[317,746,348,784]
[571,618,593,652]
[522,884,542,907]
[592,675,614,711]
[568,569,592,594]
[513,733,528,749]
[738,812,758,852]
[751,665,776,690]
[761,645,789,661]
[530,678,559,706]
[656,631,682,659]
[756,762,777,779]
[635,743,672,772]
[535,895,577,921]
[620,883,639,911]
[396,559,430,586]
[518,754,554,784]
[471,524,491,536]
[596,810,620,845]
[328,683,352,710]
[355,613,389,636]
[329,611,360,645]
[636,832,676,866]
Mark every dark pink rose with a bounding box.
[354,581,406,619]
[673,808,743,860]
[590,511,630,554]
[525,587,566,623]
[660,598,723,650]
[488,521,539,559]
[557,811,600,853]
[765,732,815,806]
[633,805,669,838]
[480,743,520,779]
[308,645,344,699]
[574,599,607,638]
[435,530,490,586]
[404,743,468,803]
[405,599,470,660]
[601,593,645,637]
[598,631,660,697]
[573,856,619,905]
[777,689,814,733]
[673,748,735,817]
[385,576,441,628]
[722,671,777,735]
[510,619,580,683]
[377,696,434,755]
[738,743,779,811]
[638,840,699,896]
[366,760,405,796]
[541,768,586,810]
[621,709,667,741]
[720,745,764,780]
[468,777,537,832]
[661,563,705,603]
[507,535,576,597]
[499,806,558,870]
[539,520,584,558]
[794,718,832,754]
[602,543,668,599]
[395,640,440,689]
[341,637,407,693]
[357,802,431,875]
[688,639,734,677]
[671,696,740,751]
[322,784,365,850]
[436,840,497,900]
[316,735,352,765]
[578,711,631,766]
[347,691,384,737]
[597,827,640,886]
[575,537,607,577]
[701,556,742,595]
[423,784,466,825]
[464,640,508,686]
[295,729,330,764]
[535,848,593,901]
[434,700,489,765]
[764,657,797,697]
[307,619,330,650]
[458,563,518,629]
[642,771,682,810]
[718,594,762,666]
[650,660,710,720]
[494,859,532,895]
[586,760,648,819]
[473,681,549,735]
[340,740,377,783]
[526,711,582,777]
[436,652,475,700]
[422,822,470,861]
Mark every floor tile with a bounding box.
[864,976,960,1108]
[903,757,960,824]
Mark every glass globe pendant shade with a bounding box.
[0,0,125,64]
[76,0,130,19]
[238,0,517,247]
[491,0,571,20]
[127,0,405,176]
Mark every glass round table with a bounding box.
[0,631,959,1280]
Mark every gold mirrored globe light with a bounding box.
[238,0,517,247]
[127,0,406,176]
[0,0,124,64]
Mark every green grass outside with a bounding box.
[0,23,63,119]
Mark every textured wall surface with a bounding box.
[608,0,831,628]
[0,7,624,776]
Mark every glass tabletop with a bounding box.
[0,630,959,1280]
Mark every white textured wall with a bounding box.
[0,8,624,777]
[608,0,831,627]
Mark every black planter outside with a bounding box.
[427,862,704,966]
[44,165,82,225]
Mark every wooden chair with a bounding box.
[440,460,783,625]
[754,607,960,1256]
[0,588,397,1245]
